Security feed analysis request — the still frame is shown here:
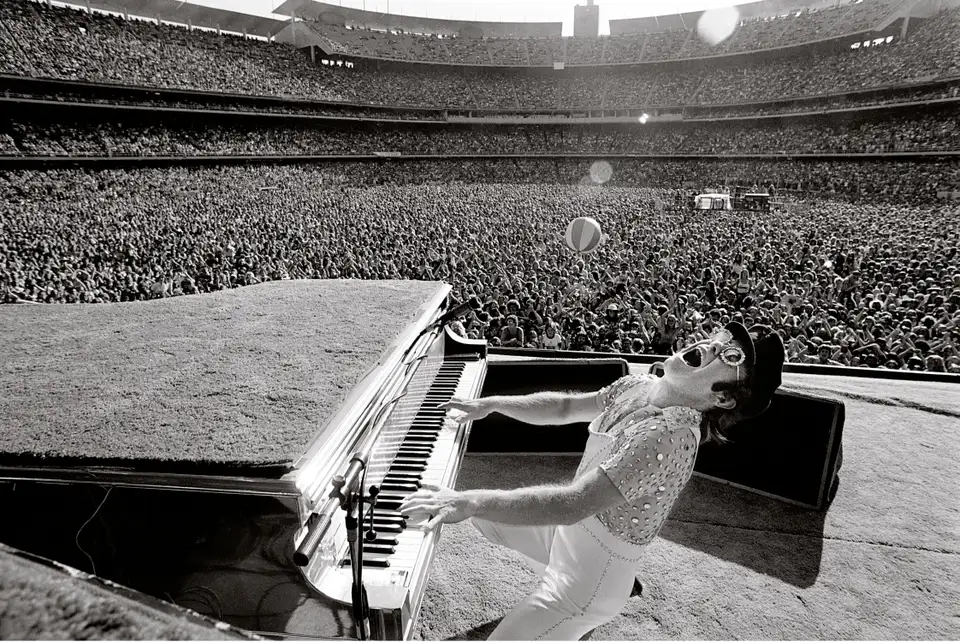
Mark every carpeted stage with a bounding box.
[1,281,957,640]
[416,367,960,640]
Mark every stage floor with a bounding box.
[413,358,960,640]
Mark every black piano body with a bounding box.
[0,280,486,640]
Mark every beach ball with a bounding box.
[565,217,603,255]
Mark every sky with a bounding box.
[184,0,763,35]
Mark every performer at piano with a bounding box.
[400,322,785,640]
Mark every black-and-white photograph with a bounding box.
[0,0,957,639]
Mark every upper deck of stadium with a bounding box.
[50,0,953,67]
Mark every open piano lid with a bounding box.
[0,280,451,495]
[0,279,486,640]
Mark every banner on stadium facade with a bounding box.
[553,62,565,70]
[374,151,402,157]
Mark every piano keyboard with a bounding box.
[299,325,486,639]
[342,355,481,576]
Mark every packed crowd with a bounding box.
[0,89,448,121]
[2,165,957,372]
[5,110,960,157]
[303,0,905,65]
[689,84,960,119]
[0,0,958,111]
[5,77,958,123]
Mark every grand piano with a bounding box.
[0,280,487,640]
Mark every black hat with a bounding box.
[724,322,785,419]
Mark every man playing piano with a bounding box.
[400,322,785,640]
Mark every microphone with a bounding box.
[435,296,481,326]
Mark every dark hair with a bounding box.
[699,379,752,445]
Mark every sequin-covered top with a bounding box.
[576,374,703,546]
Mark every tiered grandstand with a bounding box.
[0,0,958,324]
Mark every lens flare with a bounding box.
[697,6,739,46]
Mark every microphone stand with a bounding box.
[332,465,380,641]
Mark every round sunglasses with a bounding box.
[711,335,747,368]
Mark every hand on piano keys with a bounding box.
[398,483,474,532]
[437,397,493,424]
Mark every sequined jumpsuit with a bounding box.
[471,374,702,640]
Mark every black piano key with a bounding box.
[376,492,410,501]
[383,473,422,481]
[392,460,428,468]
[364,560,391,568]
[390,464,427,473]
[370,514,407,524]
[380,483,419,493]
[392,462,427,469]
[367,536,399,546]
[362,544,396,554]
[380,484,418,492]
[341,559,391,569]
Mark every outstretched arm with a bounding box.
[440,390,602,426]
[399,468,624,530]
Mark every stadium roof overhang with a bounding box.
[609,0,842,35]
[275,0,562,38]
[57,0,290,38]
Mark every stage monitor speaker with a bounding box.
[694,388,844,511]
[467,358,628,454]
[470,360,844,511]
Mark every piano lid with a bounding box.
[0,280,450,493]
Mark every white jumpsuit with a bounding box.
[472,374,702,640]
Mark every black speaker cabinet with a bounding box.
[470,359,844,511]
[694,389,844,511]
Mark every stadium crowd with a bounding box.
[4,110,960,156]
[690,84,960,119]
[0,0,958,110]
[2,163,958,372]
[4,77,958,122]
[279,0,906,64]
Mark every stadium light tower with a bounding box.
[573,0,599,37]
